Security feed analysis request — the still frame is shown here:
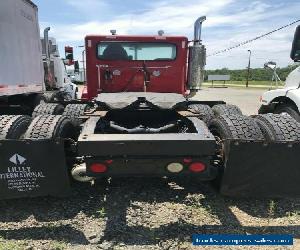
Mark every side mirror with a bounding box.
[291,25,300,62]
[65,46,74,65]
[74,61,80,73]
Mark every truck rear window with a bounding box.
[97,42,176,61]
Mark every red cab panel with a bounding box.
[84,35,188,100]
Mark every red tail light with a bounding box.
[189,162,206,172]
[105,159,113,165]
[90,163,107,173]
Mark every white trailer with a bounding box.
[0,0,77,115]
[0,0,44,97]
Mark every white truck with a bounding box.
[0,0,77,115]
[41,31,78,101]
[259,25,300,121]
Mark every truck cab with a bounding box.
[41,36,78,100]
[84,35,189,100]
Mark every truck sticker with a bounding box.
[9,154,26,165]
[0,154,45,192]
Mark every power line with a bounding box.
[207,19,300,57]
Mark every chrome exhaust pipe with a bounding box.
[194,16,206,45]
[188,16,207,91]
[43,27,51,60]
[71,163,95,182]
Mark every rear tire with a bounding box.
[209,115,263,189]
[32,103,64,118]
[24,115,77,140]
[274,104,300,122]
[188,104,214,125]
[0,115,32,139]
[212,104,242,116]
[210,114,264,141]
[254,113,300,141]
[62,104,90,126]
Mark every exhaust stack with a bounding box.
[43,27,51,60]
[188,16,206,92]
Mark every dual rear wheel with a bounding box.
[2,103,92,140]
[32,103,90,125]
[209,112,300,188]
[189,103,300,142]
[0,114,77,140]
[188,104,242,125]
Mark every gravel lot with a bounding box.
[1,87,300,250]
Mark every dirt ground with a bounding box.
[1,87,299,250]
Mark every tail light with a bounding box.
[90,163,107,173]
[189,162,206,172]
[166,163,184,173]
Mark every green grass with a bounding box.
[0,240,67,250]
[49,241,67,250]
[95,207,106,218]
[0,241,26,250]
[203,80,284,89]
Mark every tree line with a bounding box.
[205,64,299,81]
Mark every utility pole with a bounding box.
[246,49,251,88]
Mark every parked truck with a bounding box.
[41,34,78,101]
[0,0,77,115]
[259,26,300,121]
[1,14,300,200]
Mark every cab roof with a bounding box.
[85,35,188,41]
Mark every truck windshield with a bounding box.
[97,42,176,61]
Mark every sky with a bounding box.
[34,0,300,69]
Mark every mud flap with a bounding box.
[0,139,71,200]
[220,140,300,197]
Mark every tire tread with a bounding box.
[212,104,242,116]
[188,104,215,125]
[24,115,74,139]
[0,115,31,139]
[32,103,64,118]
[255,113,300,141]
[211,114,264,140]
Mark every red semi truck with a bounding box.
[1,15,300,199]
